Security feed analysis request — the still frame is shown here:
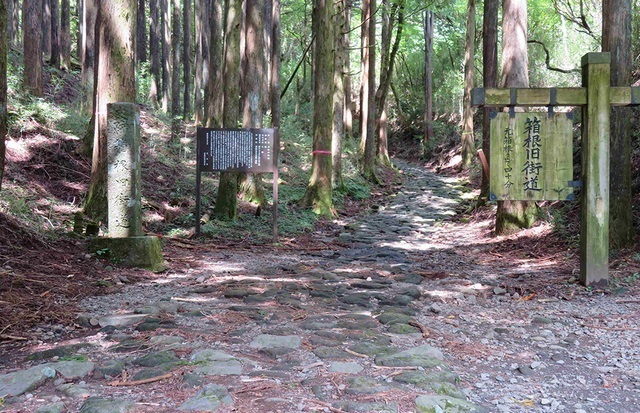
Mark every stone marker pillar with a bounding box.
[107,102,143,237]
[89,103,165,272]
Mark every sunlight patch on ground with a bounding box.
[5,137,34,162]
[169,296,220,304]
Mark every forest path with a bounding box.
[2,159,640,413]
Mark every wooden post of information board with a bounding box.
[272,129,280,241]
[580,53,610,287]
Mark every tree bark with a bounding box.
[270,0,281,129]
[137,0,147,63]
[84,0,137,222]
[300,0,335,216]
[461,0,476,169]
[7,0,19,48]
[194,0,209,124]
[194,0,204,123]
[478,0,498,205]
[205,0,223,128]
[0,0,7,191]
[51,0,61,69]
[60,0,71,69]
[183,0,192,120]
[149,0,161,104]
[161,0,171,112]
[359,0,371,151]
[376,0,404,167]
[423,9,433,156]
[362,0,377,181]
[376,0,390,166]
[603,0,633,248]
[23,0,44,96]
[42,0,52,59]
[343,3,353,143]
[238,0,267,208]
[214,0,242,219]
[171,0,181,124]
[81,0,97,114]
[496,0,536,235]
[332,0,346,189]
[76,0,82,60]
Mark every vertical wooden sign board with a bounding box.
[490,112,574,201]
[195,128,280,241]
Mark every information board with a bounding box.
[490,112,574,201]
[197,128,276,173]
[195,127,279,239]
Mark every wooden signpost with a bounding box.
[195,127,280,240]
[473,53,640,287]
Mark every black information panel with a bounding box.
[195,127,279,240]
[197,128,276,173]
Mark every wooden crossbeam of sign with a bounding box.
[472,87,640,107]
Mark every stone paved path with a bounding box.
[2,160,640,413]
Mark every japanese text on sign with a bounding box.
[197,128,276,173]
[490,112,573,201]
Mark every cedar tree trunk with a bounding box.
[84,0,136,222]
[300,0,335,216]
[214,0,242,219]
[461,0,476,169]
[603,0,634,248]
[495,0,537,235]
[23,0,44,96]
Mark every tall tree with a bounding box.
[423,9,434,155]
[7,0,19,48]
[137,0,147,63]
[243,0,265,130]
[205,0,223,128]
[51,0,61,69]
[170,0,181,125]
[376,0,404,167]
[76,0,83,60]
[149,0,161,104]
[333,0,347,188]
[61,0,72,69]
[603,0,633,248]
[23,0,44,96]
[0,0,7,191]
[84,0,136,221]
[300,0,335,216]
[461,0,476,169]
[343,2,353,143]
[183,0,192,119]
[213,0,242,219]
[161,0,171,112]
[478,0,499,205]
[237,0,268,209]
[361,0,377,181]
[270,0,281,129]
[81,0,97,114]
[359,0,372,152]
[42,0,52,58]
[496,0,536,235]
[194,0,210,124]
